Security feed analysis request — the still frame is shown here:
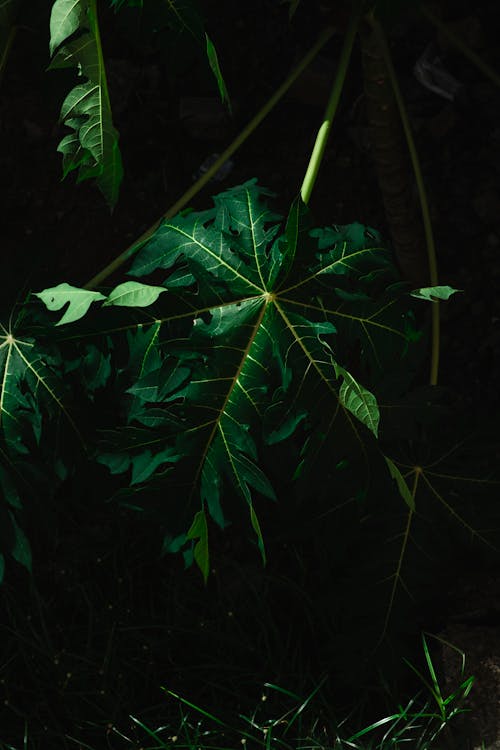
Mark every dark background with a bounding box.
[1,0,500,747]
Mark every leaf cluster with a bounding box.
[45,0,230,207]
[0,180,433,583]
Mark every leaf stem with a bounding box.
[300,2,362,205]
[84,25,336,290]
[366,13,440,385]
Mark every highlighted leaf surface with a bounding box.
[49,0,123,207]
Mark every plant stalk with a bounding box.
[300,1,362,205]
[366,13,440,386]
[84,25,336,290]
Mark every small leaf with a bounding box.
[384,455,415,511]
[34,283,106,325]
[410,286,462,302]
[335,364,380,437]
[131,447,179,485]
[10,512,32,572]
[186,510,209,582]
[103,281,167,308]
[250,504,266,564]
[205,33,231,113]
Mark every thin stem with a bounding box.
[300,2,362,205]
[421,5,500,90]
[366,13,440,386]
[84,25,336,290]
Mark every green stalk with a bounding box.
[366,13,440,386]
[300,2,362,205]
[84,25,336,290]
[88,0,112,114]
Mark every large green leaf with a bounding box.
[49,0,123,207]
[0,309,86,576]
[37,181,422,576]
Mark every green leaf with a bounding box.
[0,319,82,453]
[131,446,179,485]
[334,364,380,437]
[49,0,123,207]
[410,285,462,302]
[250,504,266,564]
[384,455,415,511]
[186,510,209,582]
[34,283,106,325]
[10,512,31,572]
[205,33,232,113]
[0,553,4,583]
[103,281,167,308]
[49,0,86,55]
[38,182,422,575]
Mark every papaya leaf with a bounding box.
[34,283,106,325]
[37,180,424,570]
[186,509,209,581]
[0,305,89,578]
[383,455,414,510]
[250,503,266,564]
[49,0,123,207]
[334,363,380,437]
[410,285,462,301]
[205,33,231,113]
[10,511,31,572]
[103,281,167,308]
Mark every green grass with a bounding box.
[1,635,476,750]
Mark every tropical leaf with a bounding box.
[384,454,414,510]
[186,509,209,582]
[205,33,231,113]
[37,180,423,576]
[410,285,462,301]
[103,281,167,308]
[34,281,168,324]
[49,0,123,207]
[34,283,106,325]
[0,306,87,576]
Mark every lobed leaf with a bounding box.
[49,0,123,207]
[33,181,425,576]
[34,283,106,325]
